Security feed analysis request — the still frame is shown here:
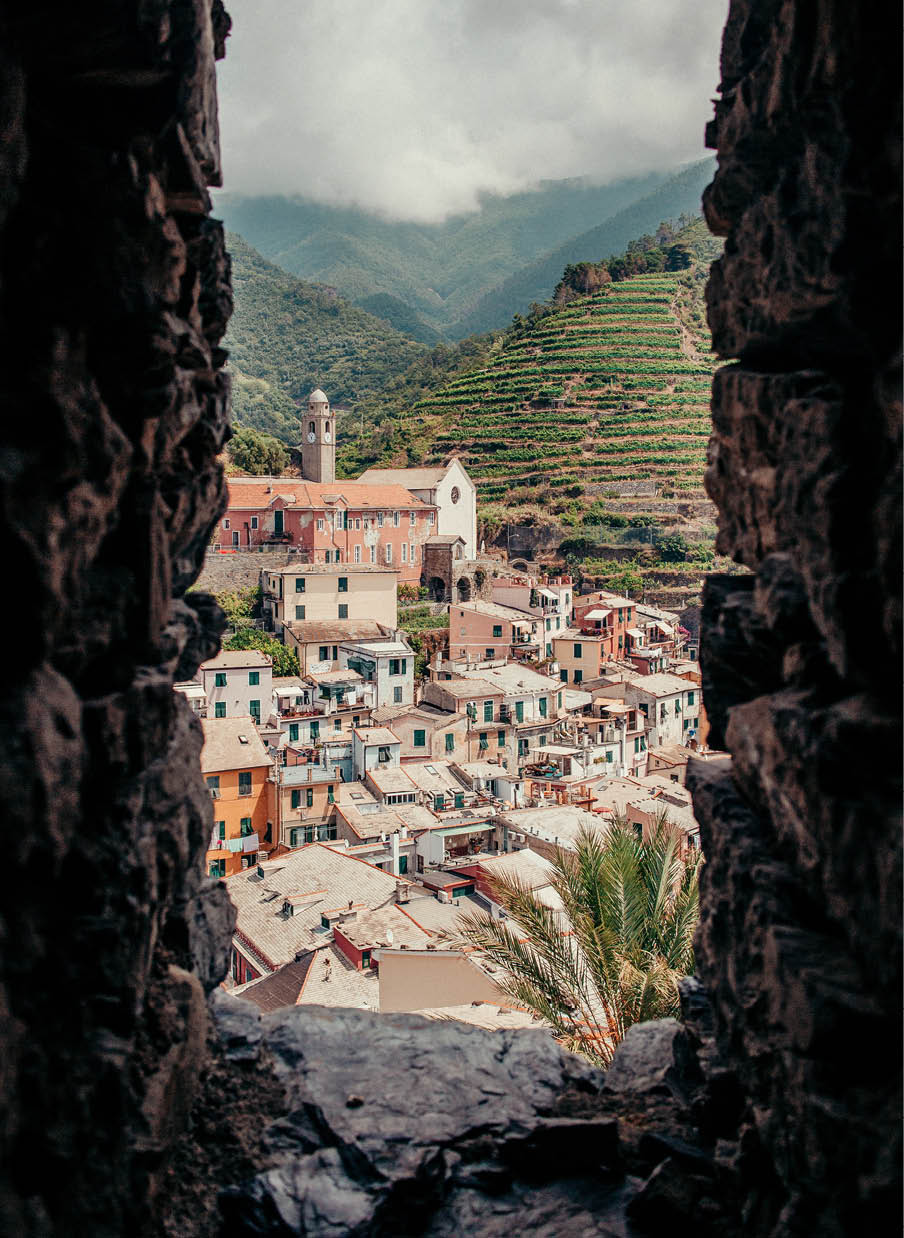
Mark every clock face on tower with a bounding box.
[323,431,332,442]
[307,432,316,443]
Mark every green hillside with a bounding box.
[224,234,427,442]
[216,167,699,336]
[418,271,716,507]
[344,217,721,509]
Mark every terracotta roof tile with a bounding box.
[227,478,434,511]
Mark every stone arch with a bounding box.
[511,559,529,572]
[456,576,472,602]
[429,576,447,602]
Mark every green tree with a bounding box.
[216,585,261,628]
[228,426,289,475]
[223,629,300,677]
[457,821,701,1067]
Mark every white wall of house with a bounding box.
[351,732,402,779]
[340,641,414,710]
[199,661,272,723]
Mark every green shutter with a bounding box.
[413,729,426,747]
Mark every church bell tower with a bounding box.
[300,388,335,484]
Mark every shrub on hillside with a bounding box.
[657,533,690,562]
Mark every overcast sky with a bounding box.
[217,0,727,222]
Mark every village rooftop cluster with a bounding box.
[178,391,722,1029]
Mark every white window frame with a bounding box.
[369,545,376,564]
[223,518,230,529]
[427,511,435,525]
[355,518,361,530]
[250,516,258,530]
[377,513,384,528]
[410,543,416,563]
[393,511,400,527]
[401,543,407,562]
[317,518,325,531]
[354,545,361,563]
[385,543,393,564]
[410,510,416,526]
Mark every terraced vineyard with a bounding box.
[412,270,716,515]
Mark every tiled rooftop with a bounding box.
[227,477,433,511]
[225,844,417,969]
[200,649,272,670]
[201,716,272,774]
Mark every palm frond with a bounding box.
[454,822,702,1068]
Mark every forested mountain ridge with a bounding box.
[224,233,428,441]
[216,167,686,336]
[453,159,715,336]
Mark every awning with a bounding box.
[538,588,558,601]
[582,608,612,621]
[653,621,674,635]
[627,628,645,641]
[436,822,494,838]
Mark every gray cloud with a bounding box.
[216,0,727,221]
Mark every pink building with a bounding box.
[219,478,438,586]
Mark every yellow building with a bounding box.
[202,716,274,878]
[262,563,400,634]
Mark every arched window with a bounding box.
[309,421,315,434]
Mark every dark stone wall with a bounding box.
[689,0,902,1233]
[0,3,235,1233]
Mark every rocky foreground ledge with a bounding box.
[160,983,742,1236]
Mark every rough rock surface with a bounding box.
[0,3,234,1234]
[691,0,902,1234]
[206,993,737,1237]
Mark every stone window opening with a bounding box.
[3,5,896,1236]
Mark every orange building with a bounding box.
[569,590,637,661]
[202,716,275,878]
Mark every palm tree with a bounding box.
[455,816,701,1068]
